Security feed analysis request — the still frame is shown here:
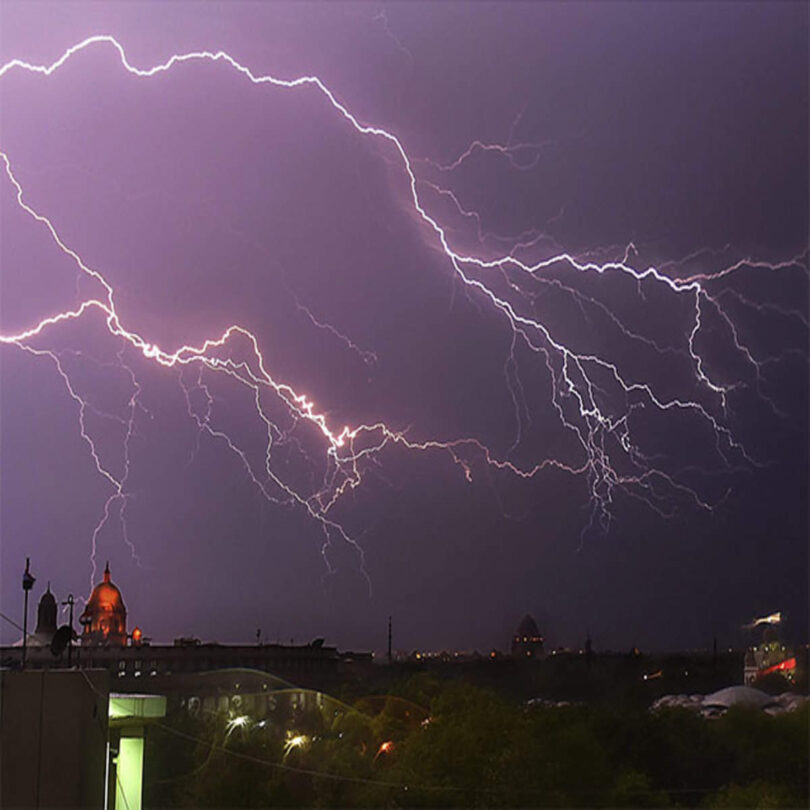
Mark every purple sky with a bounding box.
[1,2,807,654]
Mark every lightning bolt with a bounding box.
[1,36,806,593]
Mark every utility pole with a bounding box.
[585,629,593,672]
[21,558,35,669]
[63,594,75,666]
[387,615,392,664]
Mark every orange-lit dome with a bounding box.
[89,582,124,607]
[80,562,127,646]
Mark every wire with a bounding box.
[149,715,809,799]
[0,610,37,640]
[153,721,420,790]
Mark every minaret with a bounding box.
[34,582,58,643]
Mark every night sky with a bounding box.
[1,2,807,655]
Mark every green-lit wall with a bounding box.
[115,734,144,810]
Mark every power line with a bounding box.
[0,610,38,643]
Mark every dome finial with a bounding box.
[103,561,111,583]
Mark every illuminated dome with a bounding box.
[80,562,127,646]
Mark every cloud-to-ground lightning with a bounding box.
[1,35,806,595]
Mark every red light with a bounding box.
[757,657,796,679]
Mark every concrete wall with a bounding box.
[1,669,109,809]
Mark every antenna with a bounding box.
[61,594,75,666]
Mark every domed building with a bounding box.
[80,562,127,646]
[512,614,544,658]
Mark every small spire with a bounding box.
[46,581,51,594]
[103,561,111,583]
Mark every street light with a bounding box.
[21,557,35,669]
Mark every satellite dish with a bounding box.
[51,625,72,657]
[310,638,324,648]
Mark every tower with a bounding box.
[511,614,544,658]
[33,583,58,646]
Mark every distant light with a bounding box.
[284,732,309,757]
[226,715,250,737]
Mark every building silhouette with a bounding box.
[29,583,58,647]
[511,614,544,658]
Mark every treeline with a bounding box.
[144,676,808,808]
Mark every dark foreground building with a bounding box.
[1,669,109,809]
